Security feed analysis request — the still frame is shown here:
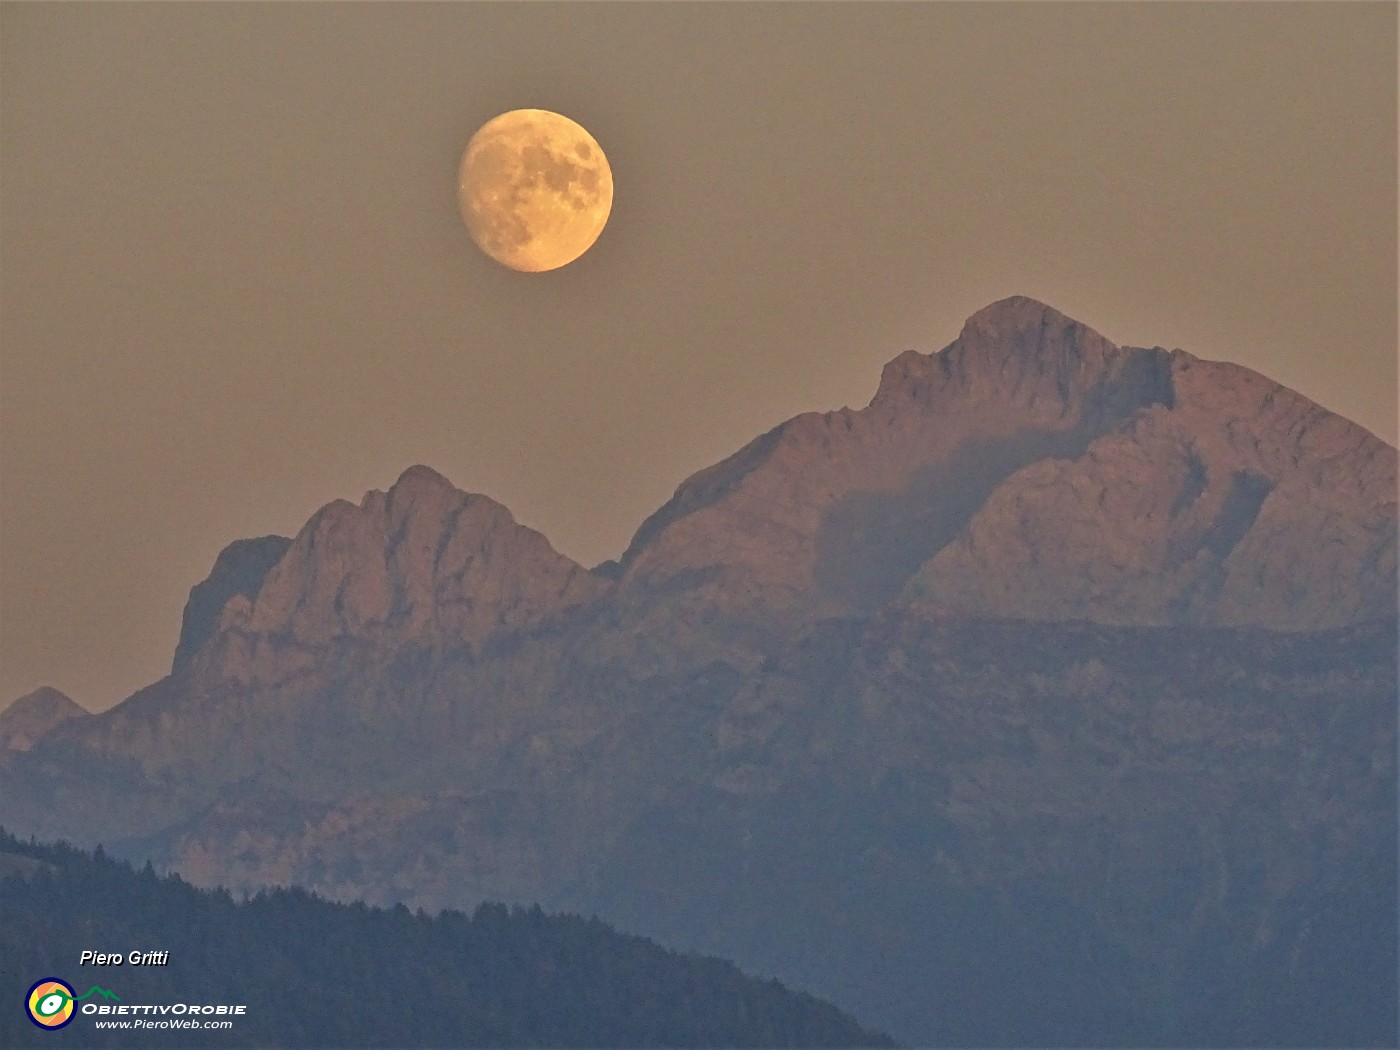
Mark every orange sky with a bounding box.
[1,3,1395,711]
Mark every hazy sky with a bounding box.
[2,3,1395,712]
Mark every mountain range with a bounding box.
[3,297,1395,1045]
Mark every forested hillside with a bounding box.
[0,830,891,1048]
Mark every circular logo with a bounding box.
[27,978,76,1030]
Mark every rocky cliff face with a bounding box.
[172,535,292,673]
[1,298,1394,1045]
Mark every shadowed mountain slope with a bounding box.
[172,535,291,673]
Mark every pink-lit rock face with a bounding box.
[908,352,1396,629]
[616,296,1395,629]
[189,465,605,686]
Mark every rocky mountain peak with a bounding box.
[957,294,1102,350]
[3,686,78,713]
[189,468,606,686]
[0,686,88,751]
[382,464,463,517]
[618,299,1393,629]
[871,296,1172,425]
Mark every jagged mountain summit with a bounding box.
[2,297,1394,1046]
[187,465,604,690]
[617,296,1393,628]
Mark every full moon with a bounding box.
[458,109,613,272]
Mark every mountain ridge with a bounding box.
[2,295,1394,1045]
[147,295,1396,673]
